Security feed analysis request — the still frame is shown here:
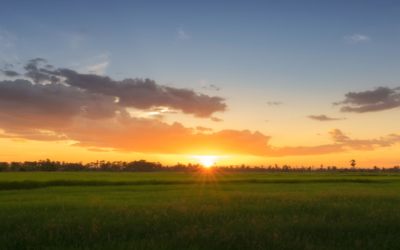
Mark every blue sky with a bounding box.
[2,0,399,91]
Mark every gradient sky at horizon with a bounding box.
[1,0,400,168]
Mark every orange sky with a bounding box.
[1,61,400,168]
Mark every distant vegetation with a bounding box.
[0,159,399,172]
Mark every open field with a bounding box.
[1,172,400,249]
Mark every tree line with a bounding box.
[0,159,399,172]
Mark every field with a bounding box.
[1,171,400,249]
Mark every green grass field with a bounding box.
[1,171,400,249]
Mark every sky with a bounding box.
[1,0,400,168]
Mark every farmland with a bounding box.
[1,171,400,249]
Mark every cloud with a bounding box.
[211,117,223,122]
[343,34,371,43]
[334,87,400,113]
[328,129,400,151]
[23,58,59,84]
[1,62,14,69]
[196,126,213,132]
[267,102,283,106]
[80,62,109,75]
[178,27,191,39]
[2,59,400,158]
[1,100,399,156]
[202,84,220,91]
[308,115,346,121]
[0,70,20,77]
[17,58,227,119]
[0,78,119,128]
[73,124,399,156]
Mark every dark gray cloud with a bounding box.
[1,62,14,69]
[267,101,283,106]
[202,84,220,91]
[0,70,20,77]
[23,58,60,84]
[308,115,346,121]
[20,59,226,118]
[0,78,121,135]
[0,58,226,143]
[334,87,400,113]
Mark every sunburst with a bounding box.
[193,156,218,168]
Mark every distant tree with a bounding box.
[350,159,356,169]
[0,162,8,172]
[11,162,22,171]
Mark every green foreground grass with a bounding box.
[1,172,400,249]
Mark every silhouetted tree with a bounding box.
[0,162,8,172]
[350,159,356,169]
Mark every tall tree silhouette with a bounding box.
[350,159,356,169]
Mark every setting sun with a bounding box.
[193,156,218,168]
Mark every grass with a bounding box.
[1,171,400,249]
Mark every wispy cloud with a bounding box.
[196,126,213,132]
[178,27,191,39]
[342,34,371,43]
[202,84,220,91]
[77,54,110,75]
[267,101,283,106]
[200,80,220,91]
[211,117,223,122]
[308,115,346,121]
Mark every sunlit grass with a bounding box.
[1,172,400,249]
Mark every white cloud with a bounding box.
[342,34,371,43]
[79,61,109,75]
[178,27,191,39]
[76,53,110,75]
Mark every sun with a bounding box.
[193,156,218,168]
